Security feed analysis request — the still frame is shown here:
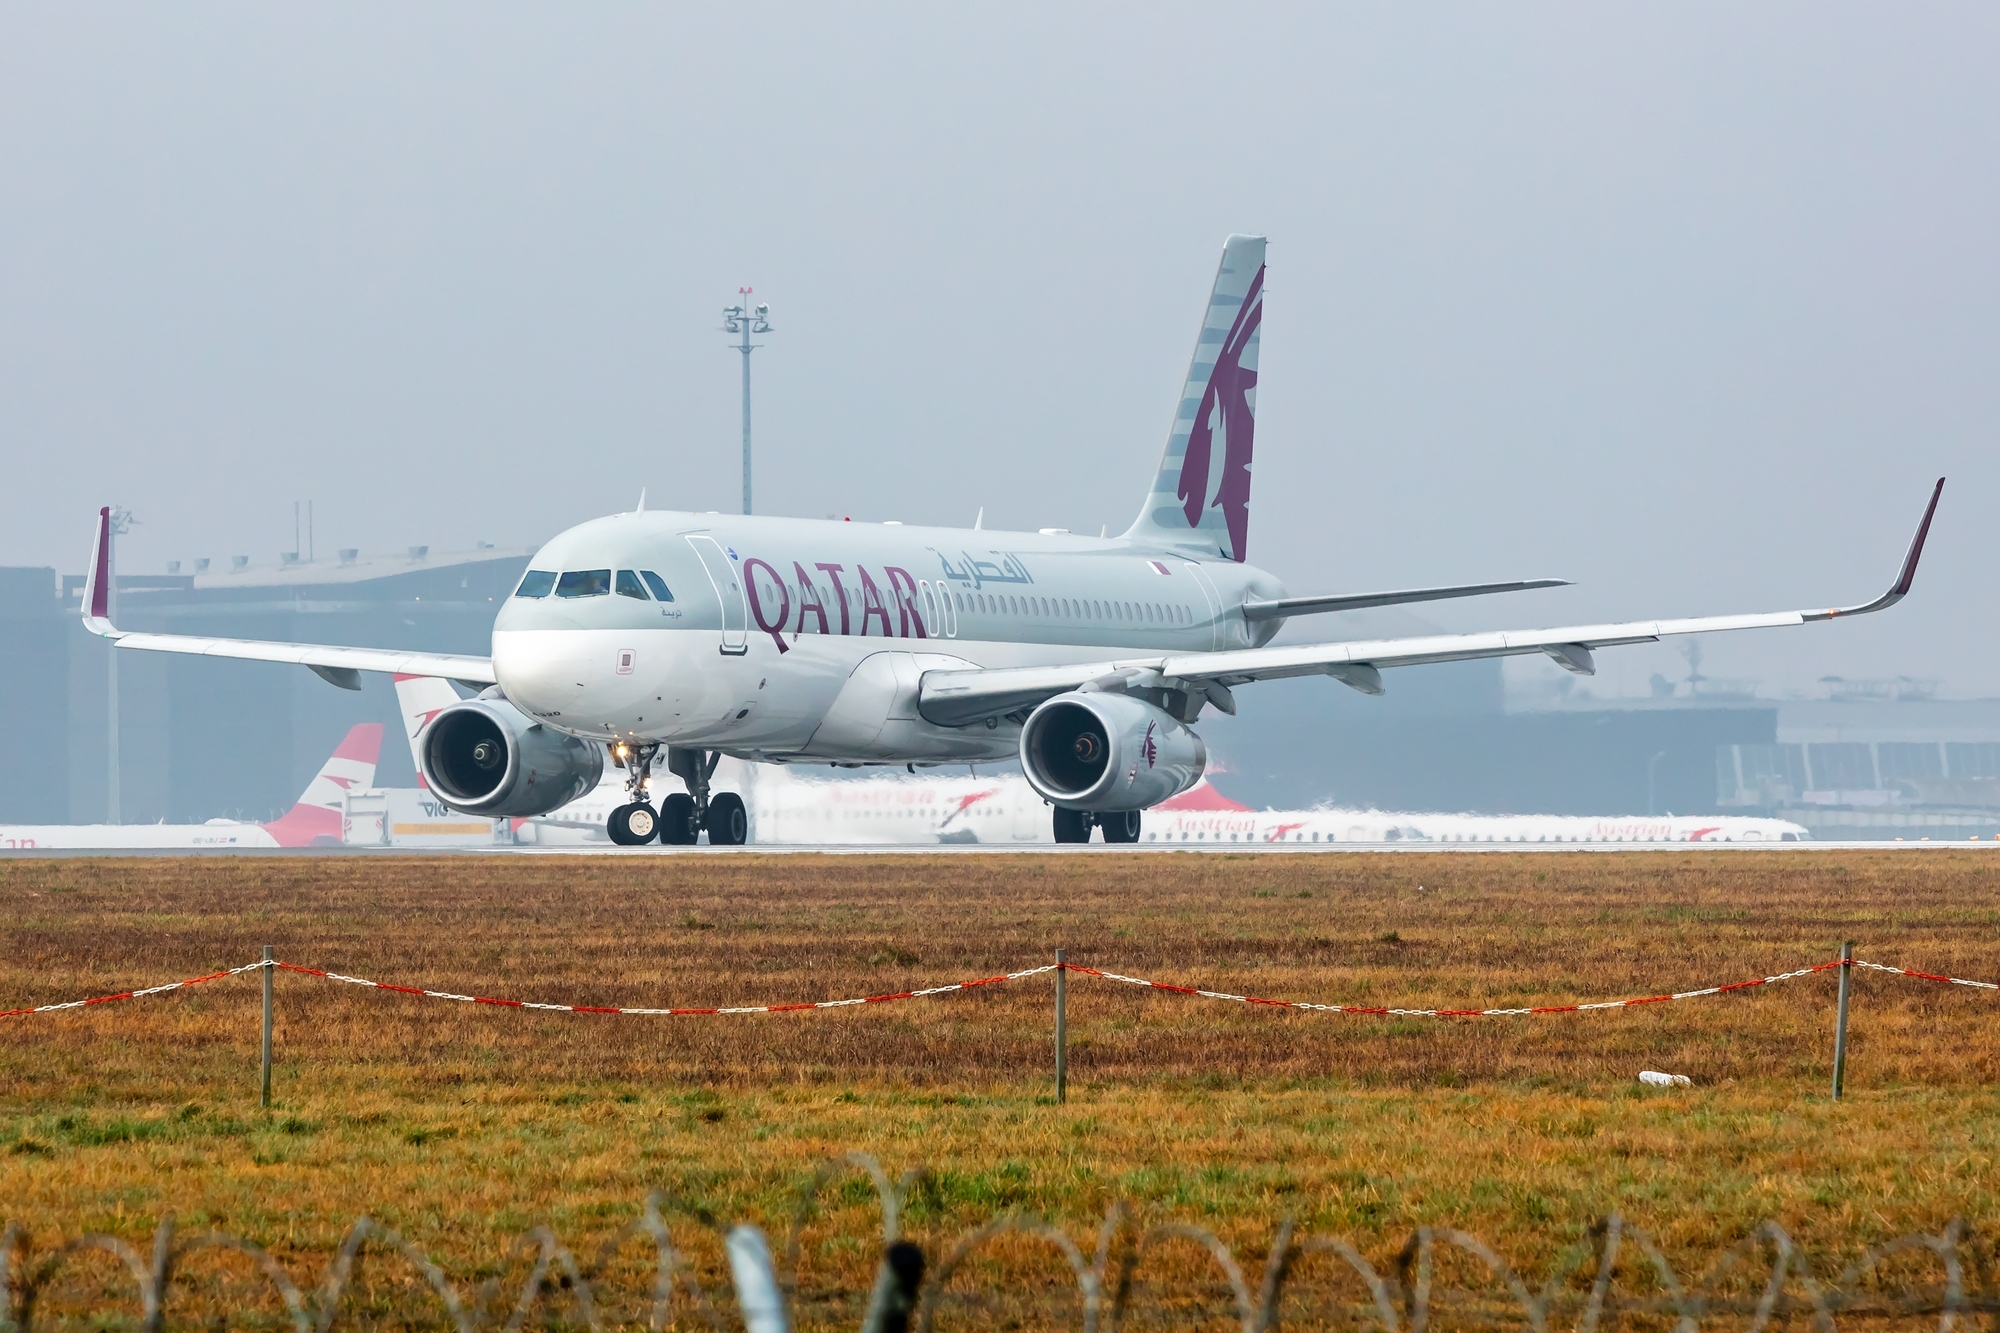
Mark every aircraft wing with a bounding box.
[919,478,1943,726]
[1240,577,1569,621]
[97,632,496,690]
[78,508,497,690]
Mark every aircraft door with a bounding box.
[684,535,749,654]
[917,581,938,636]
[918,580,955,638]
[1184,562,1223,651]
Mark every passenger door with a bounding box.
[1184,562,1223,652]
[684,535,749,654]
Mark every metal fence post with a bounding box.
[1831,940,1853,1101]
[1054,948,1067,1105]
[260,945,274,1109]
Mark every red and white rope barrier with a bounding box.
[0,959,269,1019]
[1062,960,1849,1017]
[1851,959,2000,992]
[2,955,1993,1023]
[270,960,1059,1015]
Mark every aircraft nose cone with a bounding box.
[492,629,592,716]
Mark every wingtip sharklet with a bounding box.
[1891,476,1947,597]
[1809,476,1944,621]
[82,505,117,635]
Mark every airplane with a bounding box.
[76,236,1944,847]
[0,724,383,850]
[1142,780,1812,845]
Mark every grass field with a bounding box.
[3,850,1998,1328]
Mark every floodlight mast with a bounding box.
[105,506,134,824]
[722,290,772,515]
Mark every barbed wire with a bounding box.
[2,1154,1991,1333]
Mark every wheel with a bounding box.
[1052,807,1093,843]
[659,793,699,845]
[1101,809,1142,843]
[706,791,749,845]
[607,802,657,846]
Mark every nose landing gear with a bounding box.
[607,742,661,846]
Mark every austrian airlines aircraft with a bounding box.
[0,725,382,850]
[1143,781,1810,846]
[80,236,1943,846]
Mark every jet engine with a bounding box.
[1019,692,1206,811]
[418,698,604,818]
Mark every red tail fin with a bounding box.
[262,723,384,847]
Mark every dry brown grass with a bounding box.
[3,850,1998,1327]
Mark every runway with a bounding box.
[1,840,1992,859]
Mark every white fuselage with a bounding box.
[0,822,280,850]
[1146,807,1810,845]
[493,514,1283,764]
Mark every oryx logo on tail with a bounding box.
[1123,234,1267,563]
[1176,263,1262,560]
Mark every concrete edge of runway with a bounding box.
[1,840,1994,859]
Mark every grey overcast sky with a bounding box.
[2,5,1994,697]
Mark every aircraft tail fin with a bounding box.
[262,723,384,847]
[1122,235,1266,562]
[392,674,466,787]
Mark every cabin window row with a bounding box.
[946,592,1193,625]
[515,569,676,602]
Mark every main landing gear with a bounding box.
[661,747,748,846]
[604,745,748,846]
[1052,808,1142,844]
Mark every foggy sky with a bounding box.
[3,5,1994,698]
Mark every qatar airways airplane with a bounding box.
[79,236,1943,847]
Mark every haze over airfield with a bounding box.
[1,6,1993,698]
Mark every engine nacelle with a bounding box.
[418,698,604,817]
[1019,692,1206,811]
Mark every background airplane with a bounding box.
[1142,780,1810,845]
[0,725,382,850]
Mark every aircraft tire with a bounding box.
[608,802,657,846]
[1100,809,1142,843]
[1052,807,1093,843]
[706,792,749,845]
[659,794,699,845]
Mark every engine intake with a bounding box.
[1019,692,1206,811]
[419,698,603,817]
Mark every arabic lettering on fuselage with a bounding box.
[929,548,1035,590]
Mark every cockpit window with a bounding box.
[555,569,611,598]
[515,570,557,598]
[639,570,675,602]
[615,569,649,600]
